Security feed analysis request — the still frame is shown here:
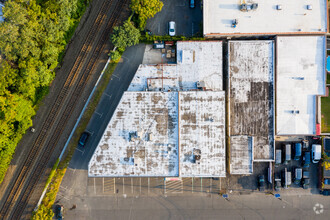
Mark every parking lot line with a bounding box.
[76,148,84,154]
[95,111,103,118]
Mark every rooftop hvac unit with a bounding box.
[276,5,282,10]
[251,3,258,10]
[307,5,312,10]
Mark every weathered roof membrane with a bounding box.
[230,136,253,174]
[179,91,226,177]
[89,40,226,177]
[128,41,223,92]
[203,0,328,36]
[228,40,274,162]
[276,36,326,135]
[89,92,179,177]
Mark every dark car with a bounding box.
[55,205,63,220]
[302,151,311,168]
[258,175,265,191]
[189,0,196,8]
[78,132,90,147]
[294,143,302,161]
[322,190,330,196]
[302,171,310,189]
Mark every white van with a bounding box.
[312,144,321,163]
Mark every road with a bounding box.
[68,44,146,171]
[146,0,203,36]
[58,192,329,220]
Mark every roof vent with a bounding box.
[307,5,312,10]
[276,5,282,10]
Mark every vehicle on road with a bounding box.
[325,179,330,185]
[258,175,265,191]
[294,143,302,161]
[294,168,302,185]
[302,171,310,189]
[312,144,321,163]
[78,132,90,147]
[189,0,196,8]
[302,151,311,168]
[284,144,291,164]
[55,205,63,220]
[169,21,176,36]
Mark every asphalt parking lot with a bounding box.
[274,137,322,194]
[146,0,203,36]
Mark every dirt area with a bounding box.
[0,0,131,218]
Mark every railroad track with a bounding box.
[0,0,127,219]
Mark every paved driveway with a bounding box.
[146,0,203,37]
[67,44,146,171]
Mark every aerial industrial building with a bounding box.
[89,41,226,177]
[203,0,328,37]
[276,36,326,135]
[228,40,275,174]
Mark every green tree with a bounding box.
[130,0,163,30]
[110,20,140,50]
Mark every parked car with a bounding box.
[302,139,309,150]
[55,205,63,220]
[302,171,310,189]
[302,151,311,168]
[189,0,196,8]
[294,168,302,185]
[294,143,302,161]
[312,144,321,163]
[78,132,90,147]
[325,179,330,185]
[282,168,292,188]
[258,175,265,191]
[284,144,291,164]
[169,21,176,36]
[275,149,282,166]
[275,174,281,191]
[321,190,330,196]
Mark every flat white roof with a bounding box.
[230,136,253,175]
[228,40,274,161]
[203,0,328,36]
[179,91,226,177]
[276,36,326,135]
[88,91,226,177]
[128,41,223,92]
[89,92,179,177]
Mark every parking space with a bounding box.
[146,0,203,37]
[85,177,223,197]
[274,137,321,194]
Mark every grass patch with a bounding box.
[321,95,330,133]
[31,58,120,219]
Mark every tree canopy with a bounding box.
[110,20,141,50]
[0,0,89,184]
[130,0,163,30]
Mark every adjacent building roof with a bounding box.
[276,36,326,135]
[228,40,274,161]
[179,91,226,177]
[203,0,328,37]
[128,41,223,92]
[230,136,253,174]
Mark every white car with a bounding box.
[169,21,175,36]
[312,144,321,163]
